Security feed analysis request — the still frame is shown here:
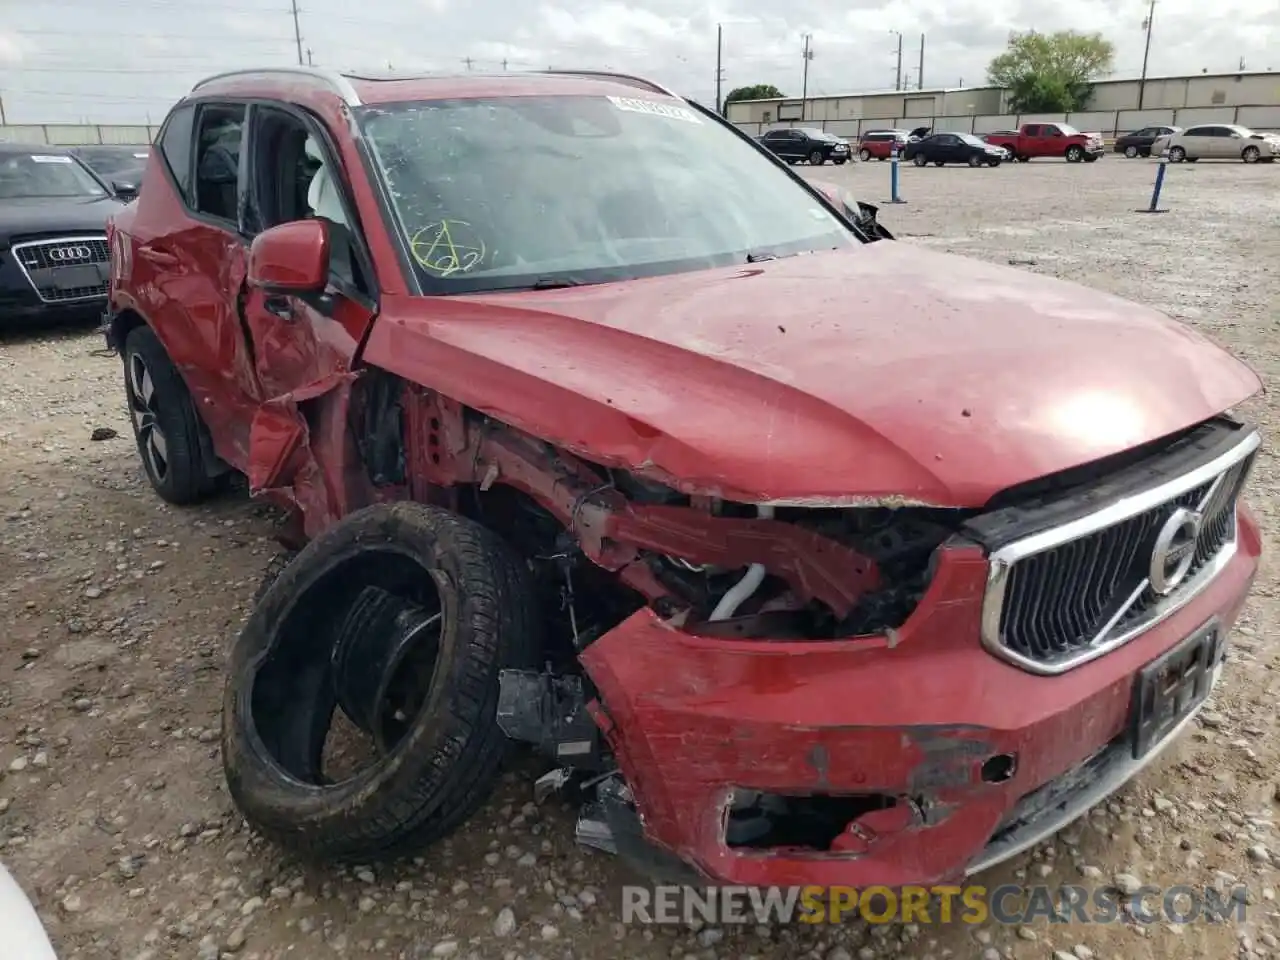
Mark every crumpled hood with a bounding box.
[363,244,1260,506]
[0,194,123,240]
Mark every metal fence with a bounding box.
[0,124,160,145]
[732,105,1280,140]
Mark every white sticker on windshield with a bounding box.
[607,95,701,124]
[31,154,73,163]
[133,152,150,158]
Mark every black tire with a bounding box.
[859,148,872,162]
[122,325,216,505]
[987,159,1001,167]
[967,154,982,167]
[1169,146,1186,162]
[1016,155,1030,163]
[1124,145,1139,159]
[1065,145,1084,163]
[222,501,541,862]
[1242,146,1261,164]
[809,149,825,165]
[912,153,927,167]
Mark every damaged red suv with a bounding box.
[105,67,1262,888]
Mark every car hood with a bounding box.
[362,245,1260,507]
[0,194,123,239]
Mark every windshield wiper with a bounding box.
[529,276,591,290]
[745,251,778,263]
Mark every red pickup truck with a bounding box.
[983,122,1104,163]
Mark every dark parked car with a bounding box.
[0,144,125,325]
[69,144,151,188]
[1114,126,1180,158]
[904,132,1005,167]
[757,126,850,164]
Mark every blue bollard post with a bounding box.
[1137,158,1169,213]
[888,148,907,204]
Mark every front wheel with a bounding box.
[1242,146,1261,163]
[809,149,825,165]
[859,148,872,162]
[967,154,982,167]
[1065,145,1084,162]
[122,325,217,505]
[912,153,927,167]
[222,502,541,862]
[1169,146,1187,162]
[1124,145,1139,159]
[987,158,1001,167]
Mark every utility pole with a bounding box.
[1138,0,1155,108]
[714,23,724,115]
[290,0,304,66]
[917,34,925,89]
[306,48,314,66]
[890,31,903,91]
[0,93,6,126]
[502,59,508,70]
[800,33,813,120]
[463,57,474,70]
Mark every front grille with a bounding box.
[12,236,110,304]
[982,429,1258,674]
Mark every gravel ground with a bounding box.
[2,156,1278,960]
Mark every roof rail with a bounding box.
[539,70,680,99]
[190,67,362,106]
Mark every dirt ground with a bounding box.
[2,156,1278,960]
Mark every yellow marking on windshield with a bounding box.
[410,220,486,276]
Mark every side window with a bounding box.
[159,105,195,200]
[1187,128,1208,137]
[247,105,368,297]
[1023,125,1040,137]
[194,104,245,224]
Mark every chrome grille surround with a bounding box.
[12,235,110,304]
[981,429,1259,675]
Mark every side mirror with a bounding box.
[112,181,138,201]
[248,219,330,294]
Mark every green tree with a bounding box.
[723,84,785,115]
[986,30,1115,112]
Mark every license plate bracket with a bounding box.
[51,264,105,291]
[1130,619,1223,759]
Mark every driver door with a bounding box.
[237,103,380,497]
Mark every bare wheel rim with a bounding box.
[128,354,169,482]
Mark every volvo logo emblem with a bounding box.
[1149,507,1202,596]
[48,245,93,262]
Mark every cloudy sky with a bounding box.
[0,0,1275,125]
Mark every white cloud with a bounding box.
[0,0,1274,123]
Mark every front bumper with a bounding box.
[580,505,1260,887]
[0,253,106,324]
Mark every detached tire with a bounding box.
[123,325,217,505]
[222,501,540,862]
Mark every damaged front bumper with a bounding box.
[577,510,1260,887]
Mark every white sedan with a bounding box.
[1161,124,1279,163]
[1,863,57,959]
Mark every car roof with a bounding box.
[186,66,682,110]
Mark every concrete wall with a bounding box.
[0,124,160,145]
[728,70,1280,127]
[733,104,1280,141]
